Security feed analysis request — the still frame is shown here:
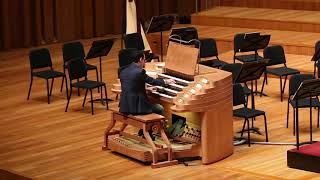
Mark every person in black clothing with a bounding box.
[119,49,175,115]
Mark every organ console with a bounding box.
[108,42,234,165]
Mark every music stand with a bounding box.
[86,39,114,103]
[241,33,271,95]
[169,27,198,45]
[235,61,267,134]
[240,33,270,61]
[147,14,175,62]
[292,79,320,150]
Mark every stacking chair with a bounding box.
[260,45,300,101]
[27,48,68,104]
[233,83,269,147]
[312,40,320,77]
[61,42,99,93]
[286,74,320,135]
[233,33,263,64]
[196,38,228,68]
[124,33,159,62]
[65,58,108,115]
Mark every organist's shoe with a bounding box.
[138,129,156,141]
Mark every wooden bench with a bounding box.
[102,111,178,168]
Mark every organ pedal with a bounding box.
[102,111,178,168]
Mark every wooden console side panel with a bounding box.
[200,81,234,164]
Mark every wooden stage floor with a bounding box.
[192,6,320,33]
[0,38,320,179]
[148,25,320,56]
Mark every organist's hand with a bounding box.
[164,79,175,85]
[146,86,157,93]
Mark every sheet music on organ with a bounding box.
[165,42,199,78]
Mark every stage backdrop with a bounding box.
[0,0,218,50]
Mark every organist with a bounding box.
[119,49,175,116]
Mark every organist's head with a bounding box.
[128,49,146,68]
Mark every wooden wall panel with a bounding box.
[177,0,197,16]
[42,0,55,43]
[94,0,108,37]
[159,0,177,15]
[0,1,10,49]
[0,0,202,50]
[136,0,159,21]
[55,0,79,42]
[32,0,44,45]
[80,0,94,38]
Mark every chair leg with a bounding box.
[65,87,72,112]
[314,61,316,78]
[49,78,54,96]
[293,108,296,136]
[64,76,69,99]
[82,89,88,107]
[260,73,267,97]
[100,85,103,105]
[286,100,290,128]
[266,73,268,85]
[27,76,33,100]
[90,89,94,115]
[310,105,313,142]
[282,76,288,95]
[255,80,257,93]
[60,68,65,92]
[104,85,109,110]
[240,119,246,137]
[279,75,288,102]
[317,107,320,128]
[263,114,268,142]
[46,79,50,104]
[96,68,100,93]
[77,79,80,96]
[247,118,251,147]
[280,76,283,101]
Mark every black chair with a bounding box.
[65,58,108,115]
[313,40,320,77]
[118,48,137,68]
[260,45,300,101]
[286,74,320,135]
[124,33,159,62]
[233,33,264,64]
[233,83,268,147]
[61,42,99,93]
[27,48,68,104]
[196,38,228,68]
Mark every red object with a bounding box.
[289,142,320,157]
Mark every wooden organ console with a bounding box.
[106,42,234,165]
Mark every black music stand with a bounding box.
[240,33,270,61]
[147,14,175,62]
[86,39,114,104]
[169,27,198,45]
[311,46,320,77]
[241,33,270,95]
[291,79,320,150]
[235,61,267,134]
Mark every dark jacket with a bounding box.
[119,63,165,114]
